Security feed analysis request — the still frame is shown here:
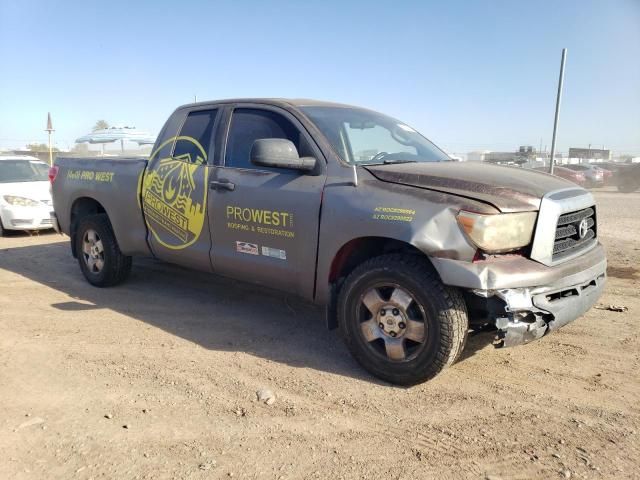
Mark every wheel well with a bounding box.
[326,237,430,329]
[329,237,425,284]
[69,197,107,257]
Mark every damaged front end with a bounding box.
[471,271,606,347]
[434,187,607,348]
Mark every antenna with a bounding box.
[352,164,358,187]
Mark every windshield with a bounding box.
[301,106,450,165]
[0,160,49,183]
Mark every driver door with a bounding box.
[207,106,325,300]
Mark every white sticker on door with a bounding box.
[261,246,287,260]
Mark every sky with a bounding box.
[1,0,639,156]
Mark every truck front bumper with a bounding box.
[431,243,607,347]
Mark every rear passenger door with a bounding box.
[141,108,219,271]
[207,105,325,299]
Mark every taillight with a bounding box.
[48,166,59,184]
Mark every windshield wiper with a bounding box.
[360,159,418,166]
[382,159,417,165]
[362,159,418,166]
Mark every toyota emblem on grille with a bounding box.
[578,217,589,239]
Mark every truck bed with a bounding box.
[52,156,152,257]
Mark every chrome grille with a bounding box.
[553,207,596,260]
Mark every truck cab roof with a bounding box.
[174,98,372,112]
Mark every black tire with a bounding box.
[338,253,468,385]
[0,218,5,237]
[75,213,132,287]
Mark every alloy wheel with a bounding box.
[82,229,105,273]
[357,284,427,362]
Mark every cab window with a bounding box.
[225,108,312,171]
[173,109,218,164]
[153,111,185,160]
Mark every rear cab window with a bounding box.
[174,110,218,165]
[152,109,218,164]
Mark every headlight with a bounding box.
[3,195,40,207]
[457,210,537,253]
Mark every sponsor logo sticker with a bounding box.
[225,205,296,238]
[236,241,259,255]
[261,246,287,260]
[141,136,208,250]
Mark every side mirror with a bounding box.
[250,138,316,172]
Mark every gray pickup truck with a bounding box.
[51,99,606,385]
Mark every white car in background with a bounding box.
[0,155,54,235]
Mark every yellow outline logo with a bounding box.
[141,136,208,249]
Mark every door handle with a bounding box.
[209,180,235,191]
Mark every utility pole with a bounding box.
[549,49,567,174]
[45,112,55,166]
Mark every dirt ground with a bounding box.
[1,188,638,480]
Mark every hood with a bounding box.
[0,181,52,206]
[364,162,575,212]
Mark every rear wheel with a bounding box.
[338,254,468,385]
[75,214,132,287]
[0,218,5,237]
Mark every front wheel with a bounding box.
[75,214,132,287]
[338,254,468,385]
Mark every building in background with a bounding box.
[465,146,560,168]
[568,147,611,163]
[484,151,522,164]
[467,150,491,162]
[480,146,551,167]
